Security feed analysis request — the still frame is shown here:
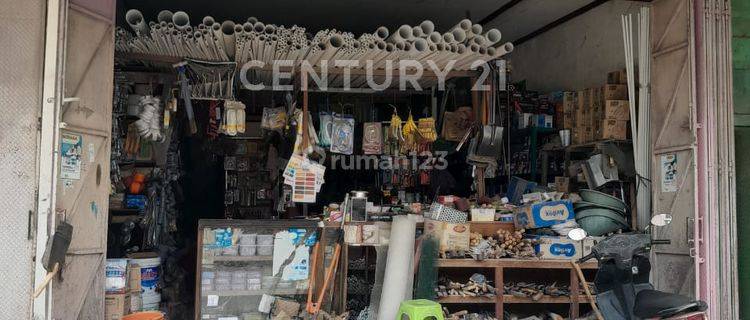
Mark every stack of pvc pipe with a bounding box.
[117,9,513,72]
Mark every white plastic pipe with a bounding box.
[470,24,483,38]
[451,19,472,32]
[389,24,413,43]
[253,22,265,33]
[374,26,389,40]
[412,26,424,38]
[172,11,190,31]
[420,20,435,35]
[243,22,253,33]
[247,16,258,24]
[428,32,442,45]
[443,32,456,44]
[157,10,173,24]
[125,9,149,35]
[494,42,514,57]
[202,16,215,26]
[483,28,502,46]
[221,21,236,59]
[452,28,467,43]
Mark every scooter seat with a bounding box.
[633,289,707,318]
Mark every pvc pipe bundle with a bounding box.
[377,215,417,320]
[635,7,651,229]
[116,10,512,71]
[621,8,652,229]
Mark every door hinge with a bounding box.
[28,210,35,240]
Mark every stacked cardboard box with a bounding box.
[569,70,631,144]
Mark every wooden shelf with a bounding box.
[438,295,590,304]
[201,288,304,297]
[437,296,496,304]
[503,295,588,304]
[437,259,598,269]
[210,255,273,262]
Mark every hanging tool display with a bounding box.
[174,62,198,134]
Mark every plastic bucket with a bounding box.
[123,311,164,320]
[131,256,161,310]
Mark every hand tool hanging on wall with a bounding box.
[33,221,73,297]
[174,62,198,134]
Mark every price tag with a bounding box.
[207,295,219,307]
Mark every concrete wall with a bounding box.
[509,1,644,92]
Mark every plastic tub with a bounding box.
[239,245,256,256]
[239,234,257,245]
[222,245,238,256]
[575,208,629,236]
[257,235,274,245]
[256,245,273,256]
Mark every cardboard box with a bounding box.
[514,200,574,229]
[128,263,141,293]
[532,236,582,260]
[554,176,571,193]
[603,84,628,100]
[425,220,471,252]
[596,119,628,140]
[105,293,131,320]
[591,87,603,107]
[598,100,630,121]
[607,69,628,85]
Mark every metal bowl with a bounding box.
[579,189,628,211]
[574,201,627,216]
[575,207,629,236]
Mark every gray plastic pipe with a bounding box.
[126,9,149,35]
[451,19,472,32]
[172,11,190,31]
[202,16,215,26]
[247,17,258,24]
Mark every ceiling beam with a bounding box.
[514,0,610,45]
[479,0,526,26]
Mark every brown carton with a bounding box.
[555,176,571,193]
[105,293,131,320]
[603,84,628,100]
[599,100,630,121]
[596,119,628,140]
[607,69,628,84]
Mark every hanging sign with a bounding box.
[660,154,678,193]
[60,133,83,180]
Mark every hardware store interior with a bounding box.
[102,0,655,319]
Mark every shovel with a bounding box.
[33,221,73,297]
[475,70,504,158]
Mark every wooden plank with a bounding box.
[201,289,305,297]
[570,268,580,318]
[503,295,588,304]
[495,267,504,318]
[437,296,496,304]
[211,256,274,262]
[437,259,598,269]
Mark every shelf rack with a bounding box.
[436,258,598,319]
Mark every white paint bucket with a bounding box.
[131,256,161,310]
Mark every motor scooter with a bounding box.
[568,214,707,320]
